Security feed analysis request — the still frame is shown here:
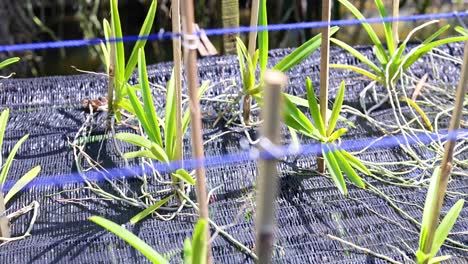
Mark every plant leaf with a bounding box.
[0,135,29,187]
[110,0,125,85]
[138,49,163,146]
[116,133,153,149]
[330,64,381,82]
[340,150,371,175]
[402,96,433,131]
[172,169,195,185]
[430,199,465,259]
[428,255,452,264]
[333,150,365,188]
[182,81,211,134]
[258,0,268,77]
[123,150,158,160]
[192,219,208,264]
[0,57,20,70]
[0,109,10,167]
[89,216,168,264]
[423,25,450,45]
[183,238,192,264]
[419,167,441,251]
[374,0,394,54]
[283,95,323,141]
[274,27,339,73]
[327,81,345,136]
[4,166,41,204]
[130,195,174,224]
[322,144,347,195]
[305,77,325,136]
[165,70,177,160]
[455,26,467,36]
[326,128,348,143]
[124,0,157,82]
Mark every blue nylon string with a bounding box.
[0,11,467,53]
[2,129,466,192]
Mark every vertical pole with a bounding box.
[318,0,331,173]
[421,41,468,260]
[392,0,399,48]
[0,192,10,238]
[172,0,185,196]
[181,1,211,263]
[248,0,260,57]
[255,70,287,264]
[106,31,115,130]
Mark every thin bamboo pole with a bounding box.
[181,1,211,262]
[248,0,260,57]
[0,192,10,238]
[421,41,468,260]
[318,0,331,173]
[255,70,287,264]
[392,0,399,49]
[106,31,115,130]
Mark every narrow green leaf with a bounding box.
[138,49,163,146]
[192,219,208,264]
[455,26,467,36]
[419,167,442,250]
[165,70,177,160]
[430,199,465,259]
[116,133,153,149]
[130,195,174,224]
[338,0,387,61]
[423,25,450,44]
[89,216,168,264]
[236,38,248,91]
[428,255,452,264]
[258,0,268,76]
[327,81,345,136]
[183,239,193,264]
[0,109,10,167]
[124,0,157,82]
[305,77,325,136]
[0,135,29,187]
[0,57,20,70]
[274,27,339,73]
[322,145,347,195]
[149,144,170,163]
[330,38,383,76]
[283,95,323,141]
[127,87,152,136]
[182,81,211,134]
[330,64,380,83]
[374,0,394,54]
[326,128,348,143]
[4,166,41,204]
[123,150,158,161]
[110,0,125,83]
[402,97,433,131]
[333,150,365,188]
[172,169,195,185]
[340,150,371,175]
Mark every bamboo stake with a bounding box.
[421,41,468,260]
[0,192,10,238]
[106,30,116,130]
[181,1,211,262]
[171,0,185,200]
[248,0,260,57]
[318,0,331,173]
[392,0,399,49]
[255,70,287,264]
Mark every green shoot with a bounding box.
[283,78,368,195]
[89,216,208,264]
[331,0,468,87]
[0,57,20,71]
[416,167,465,264]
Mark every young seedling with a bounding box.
[283,78,370,195]
[331,0,468,88]
[0,109,41,239]
[100,0,157,121]
[89,215,208,264]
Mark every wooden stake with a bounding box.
[421,41,468,260]
[318,0,331,173]
[248,0,260,57]
[255,70,287,264]
[0,191,10,238]
[181,1,211,262]
[392,0,399,49]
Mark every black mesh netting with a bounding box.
[0,43,467,263]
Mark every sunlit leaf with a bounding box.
[330,64,380,82]
[340,150,371,175]
[330,38,383,76]
[333,150,365,188]
[326,128,348,143]
[192,219,208,264]
[305,77,325,136]
[0,57,20,70]
[4,166,41,204]
[327,81,345,136]
[258,0,268,77]
[0,135,29,187]
[172,169,195,185]
[130,195,174,224]
[165,70,177,160]
[0,109,10,167]
[374,0,394,54]
[419,167,441,250]
[322,144,347,195]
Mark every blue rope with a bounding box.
[3,129,466,192]
[0,11,466,53]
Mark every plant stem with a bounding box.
[392,0,399,48]
[248,0,260,57]
[0,192,10,238]
[421,41,468,261]
[318,0,331,173]
[182,1,212,263]
[255,70,286,264]
[327,234,403,264]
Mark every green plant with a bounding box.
[331,0,467,87]
[283,78,370,195]
[100,0,157,120]
[0,57,20,72]
[416,167,464,264]
[115,49,210,216]
[89,216,208,264]
[235,0,340,125]
[0,109,41,205]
